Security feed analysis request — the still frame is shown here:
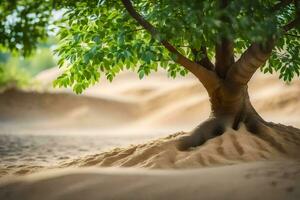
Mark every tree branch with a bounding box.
[283,17,300,31]
[226,4,300,85]
[285,33,300,38]
[226,40,274,85]
[121,0,220,93]
[283,1,300,31]
[271,0,294,12]
[215,0,235,79]
[191,47,214,71]
[215,38,235,78]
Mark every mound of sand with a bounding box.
[61,124,300,169]
[1,123,299,178]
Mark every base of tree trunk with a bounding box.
[59,122,300,170]
[176,117,293,152]
[176,82,296,151]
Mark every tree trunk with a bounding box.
[177,80,268,151]
[121,0,297,151]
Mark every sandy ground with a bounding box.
[0,68,300,199]
[1,161,300,200]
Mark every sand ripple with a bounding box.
[62,124,300,169]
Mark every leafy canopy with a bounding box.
[0,0,299,94]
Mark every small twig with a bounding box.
[124,28,144,34]
[285,33,300,38]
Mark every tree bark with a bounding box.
[191,47,215,71]
[177,77,266,151]
[215,0,235,78]
[226,41,274,85]
[215,38,234,78]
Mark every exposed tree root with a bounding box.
[177,112,300,152]
[177,118,225,151]
[244,117,287,154]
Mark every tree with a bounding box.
[1,0,300,150]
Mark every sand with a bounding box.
[0,68,300,199]
[1,160,300,200]
[61,124,300,169]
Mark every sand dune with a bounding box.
[0,89,138,129]
[2,69,300,131]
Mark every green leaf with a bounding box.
[138,70,145,79]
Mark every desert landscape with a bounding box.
[0,68,299,199]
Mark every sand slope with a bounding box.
[2,70,300,131]
[62,124,300,169]
[0,89,138,129]
[1,160,300,200]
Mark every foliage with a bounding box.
[0,0,52,56]
[0,61,31,88]
[0,0,299,93]
[0,43,56,88]
[262,33,300,82]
